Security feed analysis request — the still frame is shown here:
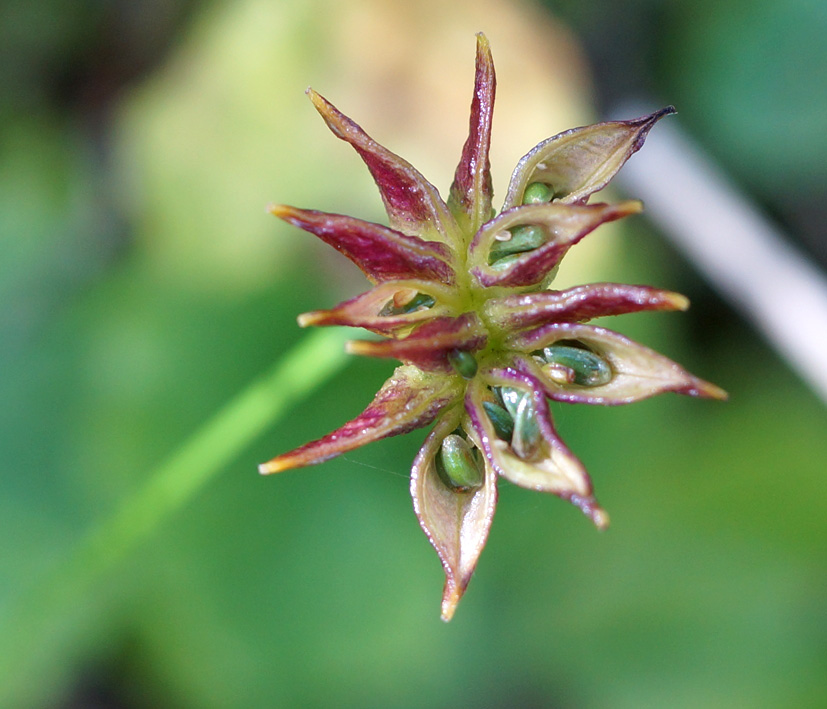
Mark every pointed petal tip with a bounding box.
[344,339,368,356]
[296,312,315,327]
[697,380,729,401]
[616,199,644,216]
[268,203,295,220]
[592,507,611,531]
[570,493,610,530]
[440,585,462,622]
[259,458,290,475]
[666,291,691,311]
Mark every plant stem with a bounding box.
[0,327,351,704]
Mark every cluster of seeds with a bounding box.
[261,34,726,621]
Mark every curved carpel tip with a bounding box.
[259,460,285,475]
[440,587,461,622]
[702,381,729,401]
[268,203,295,219]
[592,508,611,531]
[297,311,319,328]
[666,291,691,311]
[615,199,645,216]
[344,340,372,357]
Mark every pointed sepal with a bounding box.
[346,313,487,372]
[503,107,676,209]
[465,369,609,528]
[484,283,689,331]
[259,365,462,474]
[298,280,458,336]
[448,32,496,239]
[471,201,642,288]
[307,89,460,244]
[270,205,455,285]
[411,407,497,622]
[508,323,728,404]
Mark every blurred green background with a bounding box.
[2,0,825,707]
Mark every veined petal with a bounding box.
[484,283,689,330]
[471,201,642,288]
[298,280,458,336]
[270,205,455,284]
[508,323,729,404]
[346,313,487,372]
[411,407,497,622]
[448,32,496,239]
[259,365,461,474]
[307,89,460,244]
[465,369,608,528]
[503,107,676,209]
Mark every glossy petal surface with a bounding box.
[346,313,487,372]
[466,370,608,528]
[298,280,457,335]
[270,205,455,284]
[260,366,461,474]
[503,107,676,209]
[509,323,728,404]
[484,283,689,330]
[307,89,460,244]
[471,201,642,288]
[448,33,496,238]
[411,408,497,621]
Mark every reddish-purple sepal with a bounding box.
[346,313,487,372]
[448,32,496,239]
[508,323,728,404]
[465,368,609,528]
[298,280,458,336]
[259,365,461,474]
[502,107,676,209]
[484,283,689,331]
[307,89,460,244]
[470,201,642,288]
[411,406,497,622]
[269,205,455,285]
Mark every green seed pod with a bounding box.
[448,349,478,379]
[489,225,546,264]
[437,434,484,490]
[522,181,555,205]
[510,392,541,459]
[543,344,612,387]
[482,400,515,440]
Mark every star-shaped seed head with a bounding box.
[261,34,726,621]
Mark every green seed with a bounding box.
[522,181,555,205]
[482,401,514,440]
[378,292,435,316]
[498,387,523,418]
[489,253,523,271]
[437,434,483,490]
[488,225,546,264]
[448,349,478,379]
[542,344,612,387]
[510,392,541,459]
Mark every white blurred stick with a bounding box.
[615,107,827,404]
